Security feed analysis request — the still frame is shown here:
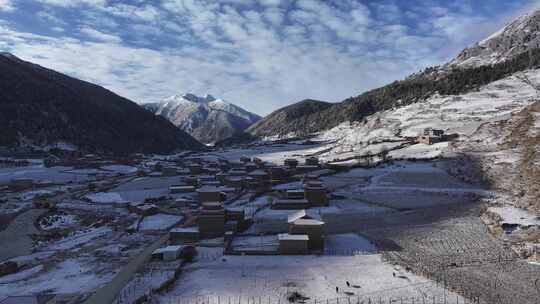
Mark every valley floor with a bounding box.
[0,141,539,304]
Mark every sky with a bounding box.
[0,0,539,116]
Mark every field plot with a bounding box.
[158,254,465,304]
[370,216,540,304]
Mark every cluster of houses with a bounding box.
[149,154,330,259]
[272,173,329,210]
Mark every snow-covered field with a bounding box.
[0,258,114,296]
[159,253,464,303]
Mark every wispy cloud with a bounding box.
[0,0,14,12]
[79,26,121,43]
[0,0,537,115]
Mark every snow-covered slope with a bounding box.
[148,93,261,144]
[451,9,540,67]
[312,68,540,210]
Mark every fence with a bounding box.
[159,294,478,304]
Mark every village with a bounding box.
[0,128,539,304]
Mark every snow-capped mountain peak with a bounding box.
[450,8,540,67]
[147,93,261,144]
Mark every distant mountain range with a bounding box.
[143,93,260,144]
[0,53,202,155]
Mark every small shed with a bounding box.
[152,245,185,261]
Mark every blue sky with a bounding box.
[0,0,539,115]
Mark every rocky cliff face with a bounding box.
[0,53,202,155]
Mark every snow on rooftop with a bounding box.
[278,233,309,241]
[139,214,183,231]
[84,192,126,204]
[293,218,324,226]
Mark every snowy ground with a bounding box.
[0,258,115,296]
[158,254,464,303]
[0,165,100,184]
[488,206,540,226]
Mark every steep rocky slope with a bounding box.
[0,53,202,155]
[146,93,260,144]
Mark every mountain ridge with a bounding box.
[0,53,203,155]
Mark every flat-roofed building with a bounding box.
[228,168,247,176]
[305,156,320,166]
[187,163,204,175]
[198,202,226,238]
[278,233,309,254]
[216,172,230,183]
[224,176,245,189]
[289,218,325,251]
[267,166,288,182]
[284,158,299,168]
[174,198,197,208]
[296,165,320,174]
[304,183,329,207]
[183,175,199,186]
[418,128,445,145]
[286,189,305,199]
[272,199,310,210]
[10,178,33,191]
[152,245,185,261]
[170,185,195,194]
[244,162,257,172]
[170,227,200,243]
[162,167,177,176]
[197,186,226,203]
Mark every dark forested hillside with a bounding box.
[0,53,202,155]
[245,48,540,139]
[246,99,332,137]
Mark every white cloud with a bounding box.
[0,0,14,12]
[79,26,121,43]
[1,0,537,116]
[35,0,106,8]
